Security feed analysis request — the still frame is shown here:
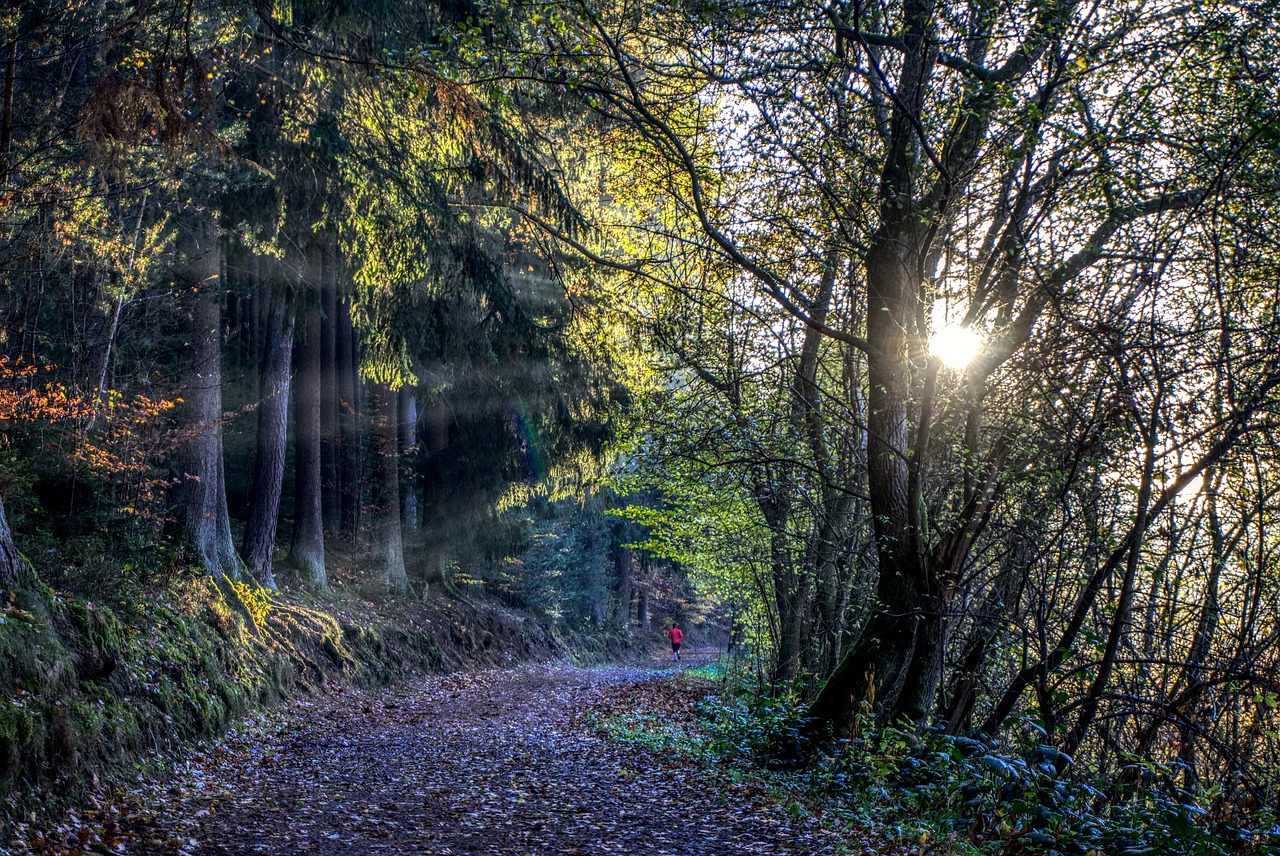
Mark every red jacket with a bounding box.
[669,627,683,644]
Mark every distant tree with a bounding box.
[241,268,296,588]
[290,293,328,589]
[373,383,408,594]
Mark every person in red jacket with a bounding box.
[669,623,683,661]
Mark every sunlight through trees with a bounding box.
[2,0,1280,848]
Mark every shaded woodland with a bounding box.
[3,0,1280,851]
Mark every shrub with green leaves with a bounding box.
[815,721,1276,855]
[680,682,1277,854]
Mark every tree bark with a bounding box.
[806,233,927,734]
[1,41,16,185]
[0,495,25,589]
[421,543,448,591]
[173,213,242,580]
[614,547,635,630]
[214,448,242,577]
[788,254,858,681]
[246,256,262,387]
[290,303,327,590]
[336,295,361,535]
[755,476,809,685]
[804,0,950,734]
[374,383,408,595]
[320,248,341,532]
[400,392,420,533]
[240,284,294,588]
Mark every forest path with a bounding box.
[129,660,854,855]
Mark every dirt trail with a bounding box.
[124,662,848,855]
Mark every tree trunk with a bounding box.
[1061,420,1159,756]
[421,543,448,591]
[803,0,962,738]
[1,41,16,184]
[290,303,327,589]
[0,495,25,589]
[791,251,858,680]
[806,234,926,735]
[400,392,420,533]
[755,477,809,685]
[374,383,408,594]
[251,262,269,403]
[894,589,950,723]
[214,449,242,577]
[320,248,341,532]
[614,547,635,630]
[245,256,262,384]
[336,295,361,535]
[240,285,294,588]
[174,213,242,580]
[772,579,810,686]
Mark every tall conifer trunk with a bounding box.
[400,393,419,533]
[241,283,295,588]
[290,302,327,589]
[336,295,360,535]
[320,248,340,532]
[174,213,242,580]
[614,548,635,630]
[246,256,262,389]
[374,383,408,594]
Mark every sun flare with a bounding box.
[930,325,982,369]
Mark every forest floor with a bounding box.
[11,652,920,856]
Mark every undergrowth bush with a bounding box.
[645,680,1280,855]
[699,691,807,762]
[823,719,1277,855]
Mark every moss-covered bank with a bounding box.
[0,569,559,825]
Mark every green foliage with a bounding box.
[810,722,1278,855]
[592,671,1278,854]
[616,488,770,643]
[498,493,629,626]
[589,677,815,766]
[699,691,811,764]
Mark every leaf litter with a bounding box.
[10,664,921,855]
